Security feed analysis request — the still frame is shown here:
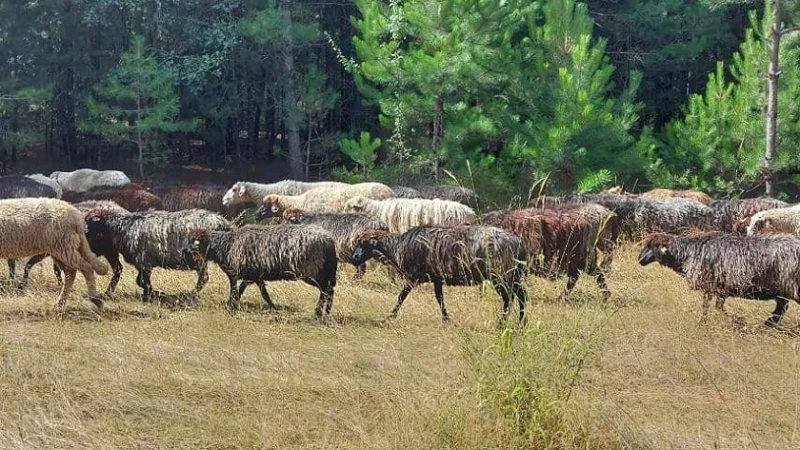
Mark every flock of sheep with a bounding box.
[2,168,800,328]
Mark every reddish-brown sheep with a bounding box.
[63,184,163,211]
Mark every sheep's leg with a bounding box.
[104,254,123,296]
[257,281,279,310]
[238,280,253,298]
[594,270,611,298]
[560,267,581,299]
[700,294,712,323]
[323,285,335,316]
[54,266,76,311]
[353,264,367,280]
[715,297,727,312]
[18,254,49,292]
[226,274,240,311]
[494,282,512,327]
[7,259,15,280]
[193,263,209,294]
[513,282,528,325]
[53,262,63,287]
[81,269,103,310]
[389,283,414,319]
[765,299,789,327]
[137,269,154,302]
[433,281,450,322]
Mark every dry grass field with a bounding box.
[0,243,799,449]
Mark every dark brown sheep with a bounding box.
[149,183,247,220]
[639,232,800,326]
[351,225,528,324]
[711,198,790,234]
[63,184,163,212]
[181,224,337,319]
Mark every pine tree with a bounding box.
[80,35,197,178]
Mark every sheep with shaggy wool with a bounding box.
[640,188,714,205]
[0,175,60,281]
[260,182,396,216]
[0,198,109,309]
[278,207,389,277]
[181,224,337,319]
[351,225,528,324]
[63,184,163,212]
[480,208,543,270]
[745,203,800,236]
[25,173,63,198]
[19,200,130,295]
[84,208,231,302]
[711,197,789,233]
[639,232,800,326]
[342,196,476,233]
[628,198,718,237]
[150,183,247,220]
[417,185,480,209]
[222,180,349,208]
[49,169,131,193]
[391,186,424,199]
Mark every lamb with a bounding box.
[278,208,389,276]
[0,175,60,280]
[62,184,163,212]
[417,185,480,209]
[0,198,109,309]
[342,196,476,233]
[18,200,130,295]
[181,224,337,319]
[84,208,231,302]
[711,197,789,233]
[49,169,131,193]
[221,180,348,208]
[25,173,63,198]
[746,203,800,236]
[150,183,247,220]
[640,188,714,206]
[351,225,529,324]
[260,182,396,215]
[639,232,800,326]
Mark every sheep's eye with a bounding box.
[194,240,200,245]
[659,246,667,254]
[271,205,279,213]
[368,239,378,246]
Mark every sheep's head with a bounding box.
[222,182,246,207]
[352,229,391,266]
[747,215,772,235]
[257,195,284,218]
[345,196,367,213]
[84,209,115,241]
[638,233,676,267]
[281,208,305,224]
[180,230,211,267]
[606,185,624,195]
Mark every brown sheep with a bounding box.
[63,184,163,211]
[150,183,247,220]
[0,198,109,310]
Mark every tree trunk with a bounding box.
[279,1,304,180]
[432,93,444,182]
[54,0,77,166]
[764,0,783,197]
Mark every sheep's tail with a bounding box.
[77,234,110,275]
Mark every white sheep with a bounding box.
[0,198,109,310]
[746,203,800,236]
[260,182,395,215]
[25,173,63,198]
[343,196,477,233]
[221,180,349,207]
[49,169,131,193]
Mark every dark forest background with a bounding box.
[3,0,800,201]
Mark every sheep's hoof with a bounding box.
[764,318,780,328]
[89,296,104,310]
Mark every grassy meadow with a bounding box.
[0,243,798,449]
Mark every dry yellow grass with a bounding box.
[0,243,798,449]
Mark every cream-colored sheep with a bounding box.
[261,182,395,214]
[746,203,800,236]
[26,173,63,198]
[49,169,131,193]
[222,180,348,207]
[0,198,109,310]
[343,196,477,233]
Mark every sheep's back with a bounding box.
[0,198,84,258]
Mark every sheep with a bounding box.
[711,197,789,233]
[391,186,424,199]
[180,224,337,319]
[640,188,714,206]
[278,207,389,277]
[221,180,349,208]
[84,208,231,302]
[18,200,130,295]
[260,182,396,215]
[746,203,800,236]
[149,183,247,220]
[639,232,800,326]
[417,185,480,209]
[0,198,109,309]
[0,175,60,280]
[342,196,476,233]
[480,208,543,270]
[62,184,163,212]
[49,169,131,193]
[351,225,528,324]
[25,173,63,198]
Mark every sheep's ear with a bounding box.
[659,246,668,254]
[89,216,101,223]
[193,239,201,246]
[238,184,246,196]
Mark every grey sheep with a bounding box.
[391,186,424,199]
[0,198,109,310]
[711,197,789,233]
[181,224,337,319]
[278,208,389,277]
[351,225,528,324]
[84,208,231,302]
[639,232,800,326]
[417,185,480,209]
